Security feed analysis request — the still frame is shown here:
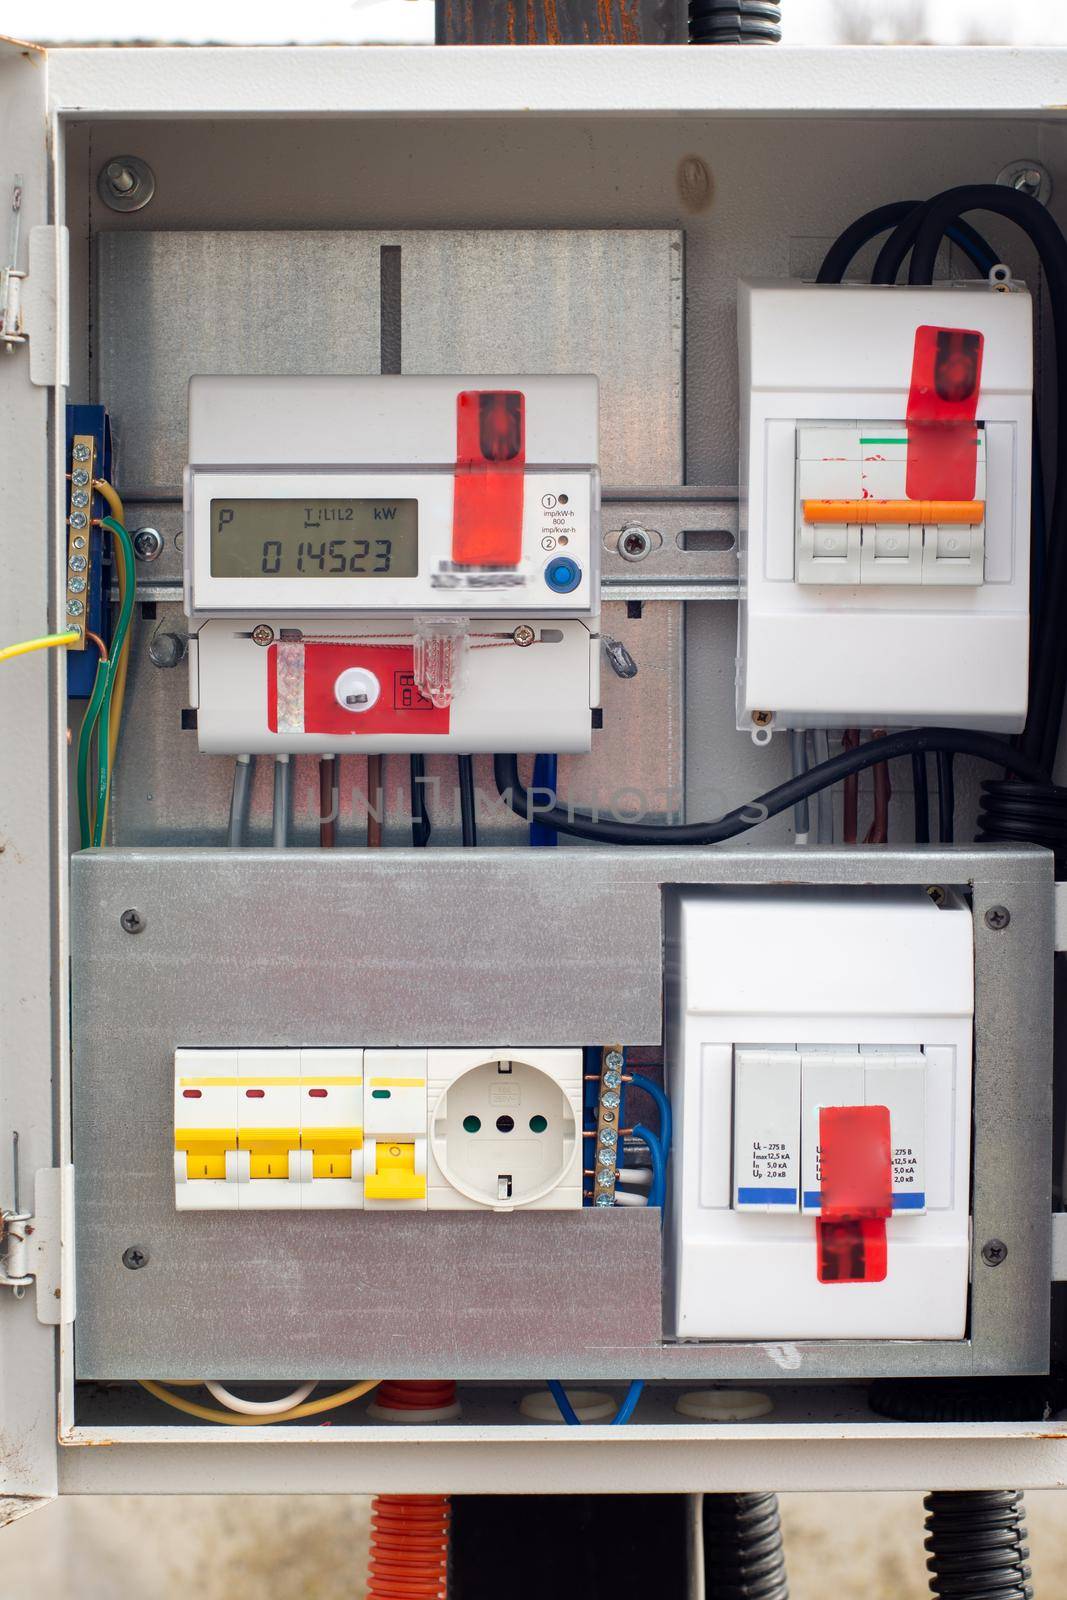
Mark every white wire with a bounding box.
[204,1380,319,1415]
[613,1190,649,1206]
[618,1167,653,1187]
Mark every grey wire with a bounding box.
[789,730,810,838]
[272,754,292,848]
[811,729,833,844]
[228,754,253,848]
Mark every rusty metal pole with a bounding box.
[435,0,686,45]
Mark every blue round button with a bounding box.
[544,556,582,594]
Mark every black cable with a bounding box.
[911,752,930,844]
[458,754,477,848]
[817,201,998,285]
[936,750,955,844]
[494,728,1052,848]
[924,1491,1033,1600]
[869,1375,1060,1423]
[701,1493,788,1600]
[409,753,431,847]
[977,779,1067,866]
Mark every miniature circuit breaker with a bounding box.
[183,375,601,754]
[735,280,1033,734]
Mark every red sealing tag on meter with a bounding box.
[452,390,525,568]
[267,642,451,738]
[816,1104,892,1285]
[906,325,984,501]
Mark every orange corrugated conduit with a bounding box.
[366,1381,455,1600]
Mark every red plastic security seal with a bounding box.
[452,390,525,567]
[267,642,450,737]
[906,325,984,501]
[816,1104,892,1285]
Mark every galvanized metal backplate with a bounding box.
[71,846,1052,1382]
[95,228,683,493]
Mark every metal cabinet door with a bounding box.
[0,36,67,1522]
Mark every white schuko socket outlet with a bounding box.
[427,1048,583,1211]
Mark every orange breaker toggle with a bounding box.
[802,498,984,526]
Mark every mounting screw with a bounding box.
[984,905,1011,931]
[981,1238,1008,1267]
[120,908,146,935]
[97,155,156,213]
[148,631,186,670]
[122,1245,149,1271]
[751,709,773,727]
[133,527,164,562]
[996,159,1052,206]
[926,886,947,906]
[617,525,655,563]
[512,624,536,648]
[251,624,275,648]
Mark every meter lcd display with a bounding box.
[209,498,419,577]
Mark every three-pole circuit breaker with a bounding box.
[736,279,1033,733]
[666,887,973,1341]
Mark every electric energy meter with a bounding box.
[183,374,601,753]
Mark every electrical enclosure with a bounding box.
[0,39,1065,1514]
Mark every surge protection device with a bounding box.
[736,280,1033,735]
[184,375,601,755]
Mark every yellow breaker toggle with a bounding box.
[364,1141,424,1202]
[174,1072,363,1181]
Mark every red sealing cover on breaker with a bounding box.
[452,390,525,567]
[906,325,984,501]
[267,642,450,737]
[816,1104,892,1285]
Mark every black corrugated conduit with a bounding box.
[702,1493,789,1599]
[689,2,781,45]
[924,1492,1034,1600]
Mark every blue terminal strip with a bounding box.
[66,405,114,699]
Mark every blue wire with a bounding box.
[546,1378,645,1427]
[529,753,558,846]
[632,1124,666,1212]
[546,1378,582,1425]
[627,1073,672,1157]
[611,1380,645,1426]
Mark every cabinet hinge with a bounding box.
[0,193,70,386]
[0,1151,75,1325]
